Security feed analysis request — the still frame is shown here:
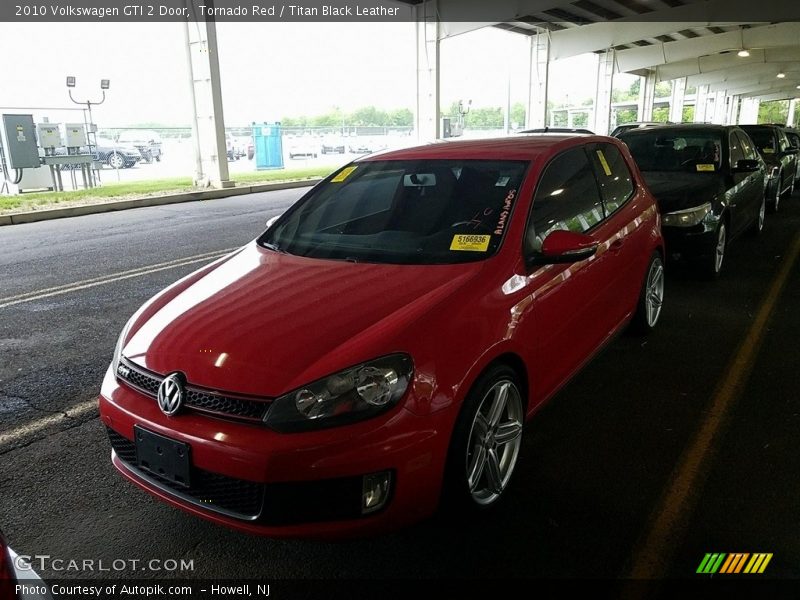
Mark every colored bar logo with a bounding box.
[697,553,772,574]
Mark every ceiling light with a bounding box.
[777,72,786,79]
[737,49,750,57]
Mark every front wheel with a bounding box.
[107,152,125,169]
[630,252,665,334]
[702,221,727,279]
[749,194,766,236]
[444,365,524,510]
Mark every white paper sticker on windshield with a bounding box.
[495,176,510,187]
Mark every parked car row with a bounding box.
[54,137,142,169]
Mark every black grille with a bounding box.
[107,427,264,519]
[118,359,269,422]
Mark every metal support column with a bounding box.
[415,0,440,142]
[525,33,550,130]
[668,77,687,123]
[592,50,614,135]
[183,3,233,189]
[693,84,710,123]
[726,95,740,125]
[639,70,657,122]
[787,99,797,127]
[738,98,760,124]
[711,91,728,124]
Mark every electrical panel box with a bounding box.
[37,123,63,149]
[65,123,87,147]
[1,114,39,169]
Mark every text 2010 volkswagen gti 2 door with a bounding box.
[99,134,664,537]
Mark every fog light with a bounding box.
[362,471,392,514]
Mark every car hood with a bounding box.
[640,171,723,213]
[123,243,485,397]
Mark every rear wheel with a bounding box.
[631,253,664,334]
[444,365,524,510]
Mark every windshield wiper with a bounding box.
[261,241,285,253]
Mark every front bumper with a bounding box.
[98,366,453,538]
[662,222,718,263]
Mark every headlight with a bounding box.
[264,354,413,432]
[662,202,712,227]
[111,319,133,377]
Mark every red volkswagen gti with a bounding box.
[99,135,664,538]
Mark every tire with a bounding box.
[107,152,125,169]
[769,173,781,213]
[702,221,727,280]
[443,364,524,511]
[154,154,161,162]
[749,194,766,236]
[782,177,795,200]
[630,252,665,334]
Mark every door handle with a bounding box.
[609,239,624,254]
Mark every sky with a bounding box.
[0,21,637,127]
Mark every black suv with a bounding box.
[739,125,797,212]
[619,124,766,278]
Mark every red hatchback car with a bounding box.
[99,135,664,537]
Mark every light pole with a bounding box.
[66,76,110,183]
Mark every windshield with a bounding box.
[622,130,723,172]
[742,128,776,154]
[260,159,528,265]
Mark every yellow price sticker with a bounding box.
[696,164,715,172]
[763,148,775,154]
[331,166,358,183]
[450,234,491,252]
[595,150,612,176]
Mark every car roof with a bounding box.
[361,134,618,162]
[618,123,737,136]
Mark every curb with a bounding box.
[1,178,323,226]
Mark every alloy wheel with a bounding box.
[714,223,727,274]
[465,379,523,506]
[645,258,665,327]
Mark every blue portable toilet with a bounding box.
[253,122,284,170]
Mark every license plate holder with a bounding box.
[134,426,191,488]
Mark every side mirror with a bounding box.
[527,230,599,267]
[733,159,760,173]
[266,215,279,229]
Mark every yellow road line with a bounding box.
[628,231,800,579]
[0,248,236,310]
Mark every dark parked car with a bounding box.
[739,125,797,211]
[611,122,673,137]
[519,127,594,134]
[780,126,800,183]
[55,138,141,169]
[117,130,163,163]
[620,124,767,278]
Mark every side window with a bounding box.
[588,143,635,214]
[736,132,757,160]
[526,147,604,254]
[787,132,800,150]
[729,132,745,167]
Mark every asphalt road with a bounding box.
[1,187,799,586]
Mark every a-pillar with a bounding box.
[638,70,657,122]
[592,50,614,135]
[415,0,440,141]
[526,32,550,130]
[693,85,710,123]
[668,77,686,123]
[183,10,233,189]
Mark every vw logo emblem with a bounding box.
[157,373,185,416]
